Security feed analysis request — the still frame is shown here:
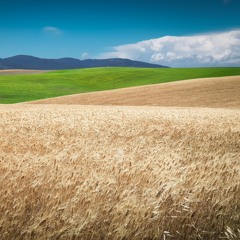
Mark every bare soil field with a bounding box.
[30,76,240,108]
[0,104,239,239]
[0,69,49,75]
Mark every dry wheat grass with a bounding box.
[0,105,239,239]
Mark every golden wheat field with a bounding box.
[30,76,240,108]
[0,104,239,240]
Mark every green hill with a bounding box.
[0,67,240,104]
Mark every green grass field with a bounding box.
[0,67,240,104]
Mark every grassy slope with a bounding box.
[0,67,240,103]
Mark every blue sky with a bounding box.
[0,0,240,66]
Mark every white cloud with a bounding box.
[101,30,240,67]
[43,26,62,35]
[81,52,89,59]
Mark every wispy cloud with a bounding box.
[100,30,240,67]
[43,26,62,35]
[81,52,89,59]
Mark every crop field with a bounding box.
[0,105,240,240]
[0,68,240,239]
[0,70,49,75]
[0,67,240,103]
[31,75,240,108]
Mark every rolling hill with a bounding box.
[1,67,240,104]
[30,76,240,108]
[0,55,168,70]
[1,66,240,239]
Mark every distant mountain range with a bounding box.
[0,55,168,70]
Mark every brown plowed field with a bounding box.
[0,69,49,75]
[30,76,240,108]
[0,104,239,239]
